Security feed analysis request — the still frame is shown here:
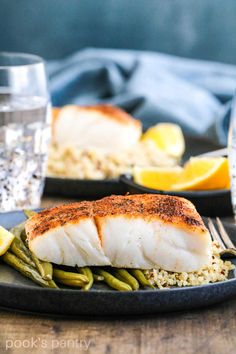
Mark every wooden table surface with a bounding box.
[0,196,235,354]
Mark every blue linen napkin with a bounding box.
[47,48,236,146]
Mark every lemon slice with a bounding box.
[52,107,60,121]
[142,123,185,158]
[0,226,15,256]
[133,166,183,190]
[172,157,230,191]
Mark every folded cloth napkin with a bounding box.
[47,48,236,146]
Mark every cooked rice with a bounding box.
[144,242,234,289]
[47,140,177,179]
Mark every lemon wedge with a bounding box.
[172,157,230,191]
[133,166,183,190]
[133,157,230,191]
[142,123,185,158]
[0,226,15,256]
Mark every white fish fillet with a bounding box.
[52,105,142,152]
[25,195,212,272]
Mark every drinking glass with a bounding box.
[228,98,236,222]
[0,52,51,211]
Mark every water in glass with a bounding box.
[0,91,50,211]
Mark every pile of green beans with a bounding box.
[77,267,94,291]
[1,213,58,288]
[2,252,57,288]
[53,269,89,287]
[0,210,155,291]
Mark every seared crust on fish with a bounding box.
[94,194,207,233]
[26,201,93,240]
[26,194,207,240]
[52,105,141,128]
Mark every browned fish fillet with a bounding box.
[52,104,142,152]
[25,194,212,272]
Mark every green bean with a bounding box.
[113,269,139,290]
[10,223,34,264]
[77,267,93,291]
[10,222,28,247]
[129,269,154,288]
[23,209,37,219]
[94,269,132,291]
[10,220,53,281]
[2,252,57,288]
[10,238,35,267]
[20,228,27,243]
[48,279,58,288]
[22,210,37,242]
[53,269,89,283]
[54,278,88,288]
[31,252,53,280]
[10,222,26,240]
[93,274,104,282]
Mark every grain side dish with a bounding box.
[47,140,177,179]
[145,242,234,288]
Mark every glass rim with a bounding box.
[0,52,44,69]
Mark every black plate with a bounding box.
[44,177,125,199]
[0,211,235,316]
[44,135,222,199]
